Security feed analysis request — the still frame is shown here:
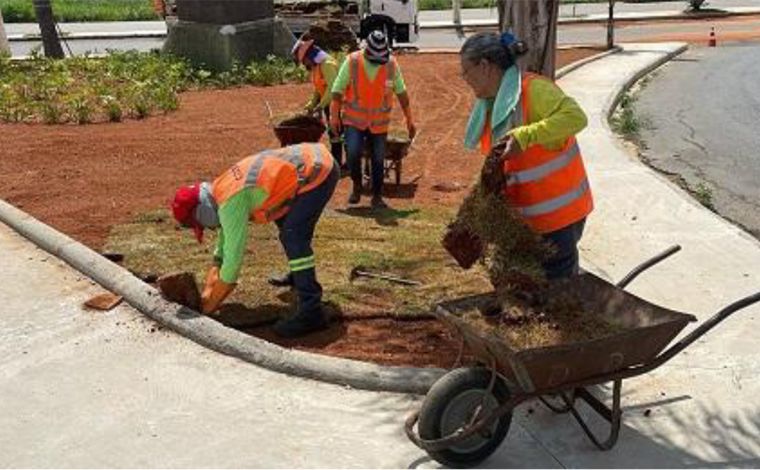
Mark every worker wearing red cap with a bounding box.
[172,143,338,338]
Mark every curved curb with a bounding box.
[0,200,444,394]
[556,46,622,79]
[604,43,688,121]
[0,45,680,395]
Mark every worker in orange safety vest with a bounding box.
[459,32,593,280]
[171,143,339,338]
[330,30,417,209]
[292,37,345,169]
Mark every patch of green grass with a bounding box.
[104,207,491,318]
[611,92,651,142]
[692,181,715,210]
[0,52,307,124]
[0,0,157,22]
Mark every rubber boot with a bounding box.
[273,268,327,338]
[348,180,361,204]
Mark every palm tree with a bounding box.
[33,0,64,58]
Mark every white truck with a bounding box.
[275,0,419,44]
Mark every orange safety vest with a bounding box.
[342,51,397,134]
[211,143,334,224]
[481,73,593,234]
[312,64,328,99]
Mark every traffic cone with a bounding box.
[708,27,717,47]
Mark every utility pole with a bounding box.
[33,0,64,58]
[497,0,560,79]
[607,0,616,50]
[0,9,10,56]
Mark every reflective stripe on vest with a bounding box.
[506,142,580,186]
[212,143,334,224]
[499,72,593,234]
[517,178,590,217]
[342,52,395,133]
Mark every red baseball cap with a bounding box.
[171,184,205,243]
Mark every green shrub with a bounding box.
[0,51,308,124]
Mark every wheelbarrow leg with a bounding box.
[562,380,622,451]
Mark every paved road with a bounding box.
[637,42,760,238]
[9,15,760,56]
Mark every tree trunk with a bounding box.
[33,0,64,58]
[0,9,10,56]
[498,0,560,79]
[606,0,616,50]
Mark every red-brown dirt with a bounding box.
[0,50,601,368]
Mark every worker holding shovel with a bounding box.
[171,143,338,338]
[455,32,593,280]
[292,38,345,170]
[330,30,417,209]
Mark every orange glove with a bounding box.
[201,266,236,314]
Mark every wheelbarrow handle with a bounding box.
[616,244,682,289]
[647,290,760,372]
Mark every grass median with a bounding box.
[104,206,491,321]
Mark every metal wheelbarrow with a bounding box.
[404,245,760,467]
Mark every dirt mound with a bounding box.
[303,20,358,53]
[157,272,201,310]
[274,113,325,146]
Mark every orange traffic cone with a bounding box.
[708,27,717,47]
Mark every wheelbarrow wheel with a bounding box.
[418,367,512,468]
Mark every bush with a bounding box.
[0,51,310,124]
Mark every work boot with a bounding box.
[348,183,361,204]
[371,195,388,209]
[267,272,293,288]
[273,308,328,338]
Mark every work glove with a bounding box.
[200,266,236,315]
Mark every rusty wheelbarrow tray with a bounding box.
[405,245,760,467]
[361,133,416,186]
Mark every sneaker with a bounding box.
[267,272,293,288]
[273,310,328,338]
[371,195,388,209]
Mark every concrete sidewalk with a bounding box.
[555,42,760,467]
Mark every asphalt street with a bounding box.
[637,42,760,237]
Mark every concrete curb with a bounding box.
[0,200,444,395]
[605,43,689,121]
[556,46,622,79]
[0,43,681,396]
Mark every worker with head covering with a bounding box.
[171,143,339,337]
[459,32,593,279]
[292,38,345,169]
[330,30,417,209]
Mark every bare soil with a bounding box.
[0,49,602,368]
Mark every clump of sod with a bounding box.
[446,142,548,303]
